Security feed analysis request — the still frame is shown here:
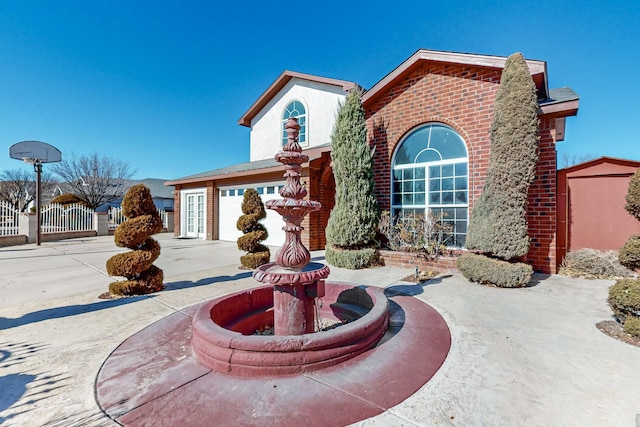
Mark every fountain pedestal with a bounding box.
[254,262,330,335]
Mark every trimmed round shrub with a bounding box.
[608,278,640,322]
[325,245,377,270]
[623,316,640,338]
[457,253,533,288]
[618,234,640,271]
[50,193,85,206]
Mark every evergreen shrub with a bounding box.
[50,193,85,206]
[325,88,379,269]
[456,253,533,288]
[325,245,377,270]
[625,168,640,221]
[623,316,640,338]
[608,278,640,322]
[464,52,539,260]
[619,234,640,271]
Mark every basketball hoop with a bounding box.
[9,140,62,245]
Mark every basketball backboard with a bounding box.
[9,140,61,164]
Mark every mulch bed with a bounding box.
[596,320,640,347]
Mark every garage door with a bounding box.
[218,184,286,248]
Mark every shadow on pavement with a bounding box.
[384,275,452,297]
[0,297,147,330]
[163,271,252,291]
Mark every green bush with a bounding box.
[618,234,640,271]
[465,52,539,261]
[625,168,640,221]
[623,316,640,338]
[325,245,377,269]
[50,193,85,206]
[325,88,379,261]
[608,278,640,322]
[457,253,533,288]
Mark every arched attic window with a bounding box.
[392,123,469,247]
[282,100,307,146]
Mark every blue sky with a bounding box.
[0,0,638,180]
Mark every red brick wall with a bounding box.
[365,62,559,274]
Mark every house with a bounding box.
[53,178,175,212]
[166,49,580,274]
[557,157,640,266]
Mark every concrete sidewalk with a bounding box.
[0,234,639,426]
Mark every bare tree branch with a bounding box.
[51,153,136,209]
[0,169,57,212]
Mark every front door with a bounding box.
[185,192,205,238]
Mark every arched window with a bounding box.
[392,123,468,247]
[282,100,307,145]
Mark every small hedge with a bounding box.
[623,316,640,338]
[325,245,377,270]
[608,278,640,322]
[457,253,533,288]
[618,234,640,271]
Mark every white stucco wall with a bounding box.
[249,78,347,161]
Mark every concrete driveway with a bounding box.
[0,234,638,426]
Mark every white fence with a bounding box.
[41,203,94,233]
[0,201,19,236]
[108,206,170,231]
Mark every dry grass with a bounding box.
[559,248,635,280]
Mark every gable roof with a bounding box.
[362,49,549,107]
[238,70,357,127]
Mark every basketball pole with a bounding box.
[34,160,42,246]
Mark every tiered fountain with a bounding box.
[191,118,390,375]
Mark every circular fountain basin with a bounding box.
[191,282,389,376]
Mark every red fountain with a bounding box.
[191,118,389,375]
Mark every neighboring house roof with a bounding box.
[558,156,640,174]
[238,70,358,127]
[133,178,174,199]
[54,178,174,200]
[166,144,331,186]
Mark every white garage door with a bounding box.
[218,184,286,248]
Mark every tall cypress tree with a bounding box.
[458,52,539,287]
[465,52,540,259]
[325,88,379,269]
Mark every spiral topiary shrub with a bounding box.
[236,188,270,269]
[607,278,640,322]
[106,184,164,296]
[457,253,533,288]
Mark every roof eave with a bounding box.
[538,99,580,117]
